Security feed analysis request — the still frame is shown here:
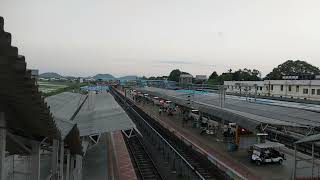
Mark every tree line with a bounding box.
[142,60,320,85]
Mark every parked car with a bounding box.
[249,142,285,165]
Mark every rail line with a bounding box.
[128,104,217,179]
[123,131,163,180]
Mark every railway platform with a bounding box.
[83,131,137,180]
[108,131,138,180]
[124,90,320,180]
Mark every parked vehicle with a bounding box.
[163,100,172,109]
[152,97,161,106]
[189,109,200,121]
[249,142,285,165]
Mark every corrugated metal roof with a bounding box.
[80,85,110,91]
[254,142,285,149]
[135,87,318,130]
[46,92,86,139]
[74,92,135,136]
[53,118,76,139]
[46,92,86,120]
[295,134,320,144]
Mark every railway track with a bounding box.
[123,131,163,180]
[111,87,229,180]
[129,105,216,179]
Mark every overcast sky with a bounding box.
[1,0,320,77]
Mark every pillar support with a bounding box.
[65,150,70,180]
[60,141,64,180]
[312,143,315,178]
[31,141,41,180]
[52,139,59,180]
[293,144,297,180]
[74,155,83,180]
[0,112,6,180]
[69,156,74,180]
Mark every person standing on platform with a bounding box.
[159,108,162,115]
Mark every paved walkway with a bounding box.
[111,131,138,180]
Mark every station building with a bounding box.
[224,76,320,101]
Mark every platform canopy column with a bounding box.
[0,112,6,180]
[75,155,83,180]
[70,155,75,180]
[31,141,41,180]
[52,139,59,180]
[65,150,70,180]
[59,141,64,180]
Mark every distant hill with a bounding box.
[39,72,139,81]
[39,72,63,78]
[118,76,138,80]
[64,76,77,79]
[93,74,115,80]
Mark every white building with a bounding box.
[179,74,193,84]
[224,80,320,101]
[195,75,207,81]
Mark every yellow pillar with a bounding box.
[235,125,240,146]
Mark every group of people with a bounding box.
[158,106,176,116]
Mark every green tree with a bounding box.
[168,69,181,82]
[207,71,220,85]
[233,69,261,81]
[207,68,261,85]
[168,69,190,82]
[217,72,233,84]
[265,60,320,80]
[208,71,218,80]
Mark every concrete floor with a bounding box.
[83,134,108,180]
